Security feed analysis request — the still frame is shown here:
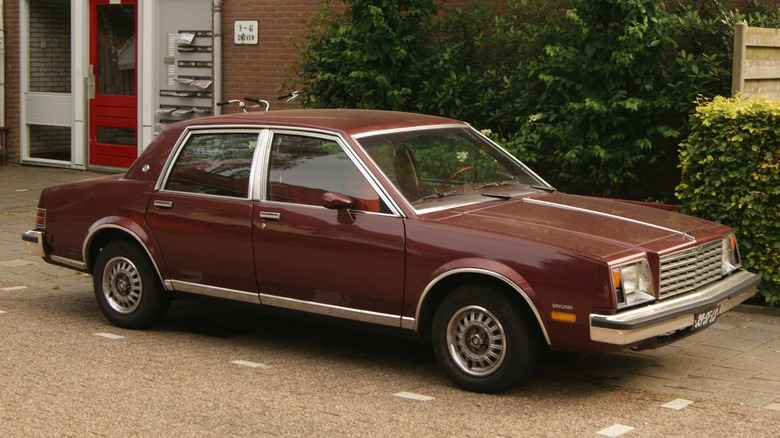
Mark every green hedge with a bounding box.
[677,96,780,307]
[292,0,780,201]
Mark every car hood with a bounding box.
[424,192,729,261]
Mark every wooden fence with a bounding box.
[732,22,780,99]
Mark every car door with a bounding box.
[253,131,406,326]
[146,129,260,301]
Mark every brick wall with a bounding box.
[220,0,329,111]
[219,0,508,112]
[4,1,20,164]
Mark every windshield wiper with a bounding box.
[531,184,556,193]
[481,193,512,200]
[479,180,517,189]
[413,190,463,203]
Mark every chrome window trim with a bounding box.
[155,128,265,200]
[159,125,405,217]
[351,123,466,139]
[353,124,554,215]
[259,129,403,217]
[251,129,272,202]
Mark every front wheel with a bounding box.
[92,241,170,329]
[432,286,540,393]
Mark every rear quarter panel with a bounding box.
[40,176,157,266]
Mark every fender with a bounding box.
[83,217,168,283]
[413,258,551,345]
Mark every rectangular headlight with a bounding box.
[612,259,655,309]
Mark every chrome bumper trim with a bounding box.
[21,230,46,258]
[590,270,761,345]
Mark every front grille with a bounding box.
[659,240,723,298]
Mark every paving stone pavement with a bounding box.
[2,164,779,411]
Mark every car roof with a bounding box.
[181,109,466,137]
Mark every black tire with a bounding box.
[432,285,540,393]
[92,241,170,329]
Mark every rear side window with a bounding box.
[267,133,385,212]
[165,132,258,198]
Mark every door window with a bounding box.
[267,134,385,212]
[165,132,258,198]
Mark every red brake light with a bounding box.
[35,208,46,229]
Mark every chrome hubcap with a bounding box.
[447,305,506,377]
[102,256,142,314]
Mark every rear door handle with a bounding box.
[154,200,173,209]
[259,211,281,221]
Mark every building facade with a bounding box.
[3,0,501,169]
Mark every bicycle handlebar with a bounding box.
[277,91,300,102]
[216,94,294,112]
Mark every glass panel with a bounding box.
[97,5,135,96]
[28,0,72,93]
[359,127,546,208]
[97,127,135,146]
[29,125,71,161]
[268,134,383,212]
[165,133,257,198]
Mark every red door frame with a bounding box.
[88,0,138,168]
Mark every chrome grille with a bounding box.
[659,240,723,298]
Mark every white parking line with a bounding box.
[597,424,635,437]
[230,360,272,369]
[764,403,780,411]
[1,286,28,291]
[0,310,6,314]
[662,398,694,410]
[393,392,434,402]
[93,332,125,340]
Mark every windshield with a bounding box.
[358,126,551,210]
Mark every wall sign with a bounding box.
[234,21,259,45]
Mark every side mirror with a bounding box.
[322,192,355,224]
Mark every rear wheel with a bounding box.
[432,285,540,393]
[93,241,169,329]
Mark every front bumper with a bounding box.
[590,270,761,346]
[22,230,46,258]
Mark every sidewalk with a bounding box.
[1,163,779,409]
[0,165,108,291]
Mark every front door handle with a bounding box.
[154,200,173,209]
[259,211,281,221]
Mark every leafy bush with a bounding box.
[291,0,780,202]
[677,96,780,307]
[293,0,437,110]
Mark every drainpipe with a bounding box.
[213,0,222,115]
[0,0,6,161]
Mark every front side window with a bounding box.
[165,132,258,198]
[267,133,384,212]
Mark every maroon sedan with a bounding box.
[22,109,760,393]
